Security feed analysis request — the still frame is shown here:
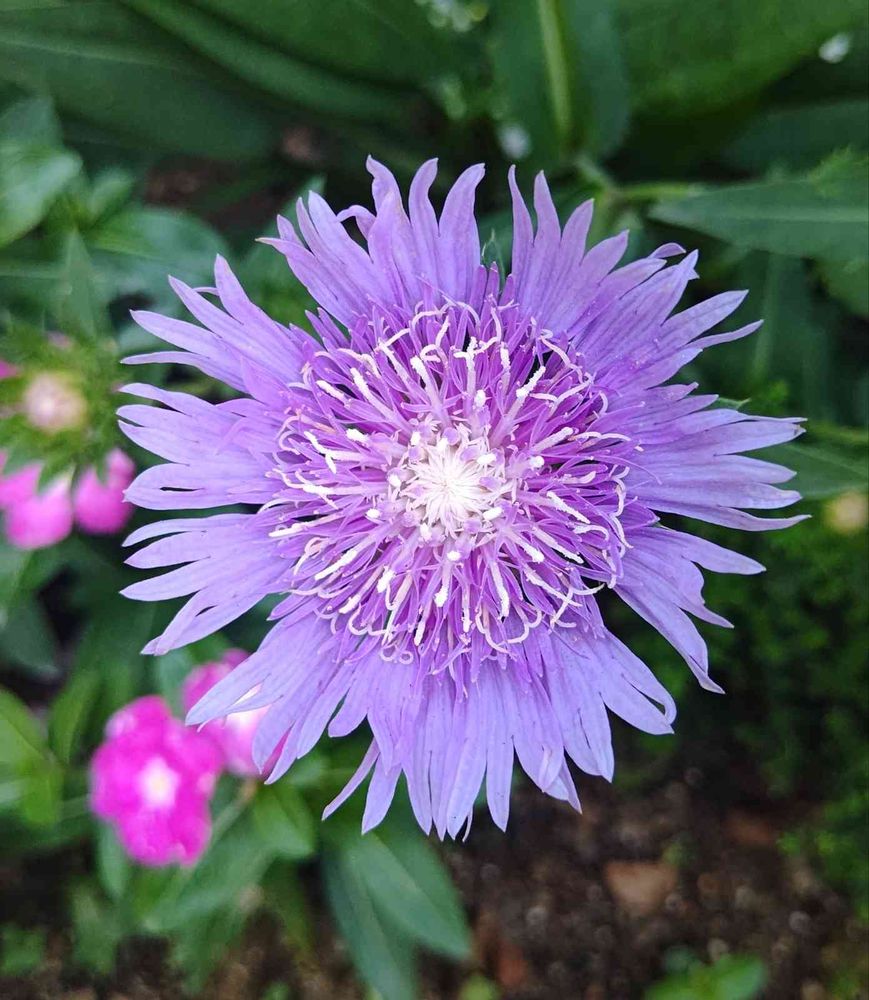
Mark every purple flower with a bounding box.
[90,696,223,866]
[119,160,803,837]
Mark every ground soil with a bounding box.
[2,772,866,1000]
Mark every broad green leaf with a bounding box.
[124,0,419,126]
[724,98,869,173]
[746,253,832,420]
[341,823,470,960]
[0,142,81,247]
[252,782,317,860]
[0,598,59,678]
[17,755,62,826]
[818,257,869,317]
[323,849,418,1000]
[650,158,869,261]
[189,0,467,86]
[0,2,275,160]
[0,687,44,766]
[491,0,629,162]
[0,95,62,145]
[769,441,869,499]
[618,0,865,117]
[88,206,228,314]
[560,0,631,156]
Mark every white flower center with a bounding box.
[395,430,511,539]
[138,756,180,810]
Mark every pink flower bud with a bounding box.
[73,449,135,535]
[182,649,276,777]
[90,696,224,867]
[22,372,87,434]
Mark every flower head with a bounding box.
[181,648,275,776]
[90,696,223,866]
[120,160,803,836]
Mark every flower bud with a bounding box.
[22,372,87,434]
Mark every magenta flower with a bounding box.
[0,449,135,551]
[0,460,73,550]
[73,449,136,535]
[120,161,803,836]
[181,649,275,776]
[90,696,223,866]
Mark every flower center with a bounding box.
[138,756,180,810]
[394,428,511,541]
[270,297,640,670]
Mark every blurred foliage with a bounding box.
[0,0,867,996]
[646,952,767,1000]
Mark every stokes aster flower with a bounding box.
[119,161,804,837]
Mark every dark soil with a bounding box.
[2,773,866,1000]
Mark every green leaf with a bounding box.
[69,882,123,974]
[0,94,62,145]
[263,860,313,953]
[650,157,869,261]
[49,667,101,765]
[95,823,132,901]
[143,810,273,933]
[188,0,467,86]
[0,924,46,975]
[0,598,59,679]
[0,142,81,247]
[646,953,767,1000]
[252,782,317,860]
[491,0,629,162]
[818,257,869,317]
[73,595,156,724]
[55,231,109,341]
[743,253,832,419]
[339,822,471,960]
[169,906,246,994]
[0,687,45,767]
[17,755,62,827]
[323,849,418,1000]
[618,0,865,117]
[724,98,869,173]
[560,0,631,156]
[88,205,228,314]
[769,441,869,499]
[123,0,419,126]
[0,2,275,160]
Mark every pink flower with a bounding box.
[0,449,136,550]
[0,460,73,550]
[90,696,223,867]
[182,649,275,777]
[73,449,135,534]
